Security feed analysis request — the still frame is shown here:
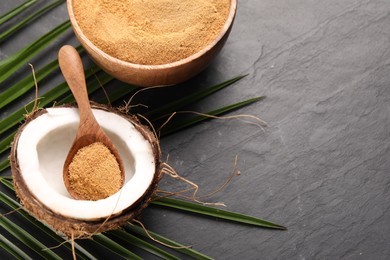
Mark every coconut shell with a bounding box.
[10,104,162,238]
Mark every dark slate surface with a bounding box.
[1,0,390,259]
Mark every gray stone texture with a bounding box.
[1,0,390,259]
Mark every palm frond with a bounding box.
[0,46,83,110]
[0,0,65,43]
[0,178,97,259]
[160,96,265,136]
[152,197,286,230]
[92,234,142,260]
[0,216,62,259]
[0,233,32,260]
[110,230,180,260]
[0,64,99,136]
[0,0,37,25]
[0,160,10,172]
[126,223,212,260]
[0,20,71,82]
[145,75,248,119]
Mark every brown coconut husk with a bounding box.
[10,104,162,238]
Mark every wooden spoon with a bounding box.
[59,45,124,200]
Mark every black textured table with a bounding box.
[1,1,390,259]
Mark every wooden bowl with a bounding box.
[66,0,237,87]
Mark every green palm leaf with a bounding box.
[145,74,248,119]
[126,223,212,260]
[0,159,9,172]
[0,216,62,259]
[0,46,83,110]
[0,233,32,260]
[0,0,65,43]
[0,135,13,156]
[0,20,71,82]
[0,179,96,259]
[0,64,100,136]
[93,234,142,259]
[110,229,180,260]
[0,0,37,25]
[160,96,265,136]
[152,197,286,230]
[0,59,58,110]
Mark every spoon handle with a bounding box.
[58,45,95,125]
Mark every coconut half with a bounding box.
[10,104,162,238]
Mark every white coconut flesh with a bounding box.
[16,107,155,221]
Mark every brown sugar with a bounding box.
[72,0,231,65]
[68,142,122,201]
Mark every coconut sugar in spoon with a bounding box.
[59,45,124,200]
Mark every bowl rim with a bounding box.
[67,0,238,69]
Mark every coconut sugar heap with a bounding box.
[72,0,231,65]
[68,142,122,201]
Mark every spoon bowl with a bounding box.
[59,45,125,200]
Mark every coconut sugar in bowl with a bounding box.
[67,0,237,87]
